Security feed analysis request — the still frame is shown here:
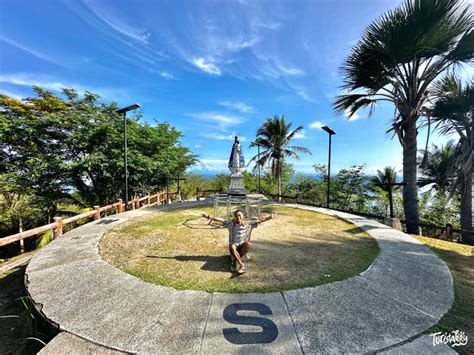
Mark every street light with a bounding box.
[116,104,140,211]
[322,126,336,208]
[251,141,264,193]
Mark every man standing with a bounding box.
[202,209,275,273]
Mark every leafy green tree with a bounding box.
[287,175,326,205]
[429,75,473,243]
[331,165,369,211]
[0,88,197,226]
[250,115,311,199]
[0,89,71,221]
[333,0,473,234]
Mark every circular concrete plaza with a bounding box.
[26,202,455,354]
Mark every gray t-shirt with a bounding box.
[225,220,258,245]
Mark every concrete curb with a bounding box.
[26,202,455,354]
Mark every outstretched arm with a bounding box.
[201,213,225,223]
[258,211,276,224]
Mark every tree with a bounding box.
[333,0,473,234]
[370,167,398,192]
[369,167,399,216]
[0,88,198,219]
[418,142,457,197]
[331,165,369,211]
[429,75,474,244]
[249,115,311,199]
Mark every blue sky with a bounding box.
[1,0,471,176]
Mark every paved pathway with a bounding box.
[26,202,455,354]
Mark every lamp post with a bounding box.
[116,104,140,211]
[322,126,336,208]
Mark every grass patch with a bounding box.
[100,205,379,293]
[0,251,35,268]
[415,236,473,355]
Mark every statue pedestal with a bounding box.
[227,174,246,195]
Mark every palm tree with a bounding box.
[429,75,473,244]
[333,0,473,234]
[370,167,398,192]
[418,142,457,197]
[249,115,311,199]
[370,167,399,217]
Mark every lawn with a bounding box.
[100,205,379,293]
[415,236,473,355]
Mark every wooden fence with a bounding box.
[0,191,176,249]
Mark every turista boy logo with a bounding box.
[431,330,468,347]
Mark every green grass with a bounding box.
[100,205,379,293]
[415,236,473,355]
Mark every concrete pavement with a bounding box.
[26,202,456,354]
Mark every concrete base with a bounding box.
[384,217,402,231]
[26,202,455,354]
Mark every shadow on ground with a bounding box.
[0,264,58,354]
[147,255,231,272]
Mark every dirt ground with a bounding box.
[100,205,379,292]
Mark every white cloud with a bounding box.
[186,112,242,127]
[309,121,324,129]
[293,130,306,139]
[160,72,174,79]
[0,89,23,100]
[0,73,131,102]
[83,0,151,44]
[0,74,69,92]
[296,89,314,102]
[203,133,247,141]
[345,109,360,121]
[226,37,260,51]
[218,100,254,113]
[278,65,304,76]
[194,144,203,148]
[192,58,221,75]
[0,35,62,66]
[196,158,228,172]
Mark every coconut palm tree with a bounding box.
[370,167,399,217]
[249,115,311,200]
[429,75,473,244]
[418,142,457,197]
[370,167,398,192]
[333,0,473,234]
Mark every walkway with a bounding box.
[26,202,455,354]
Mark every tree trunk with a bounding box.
[277,160,282,202]
[459,171,473,244]
[461,119,474,244]
[402,118,420,234]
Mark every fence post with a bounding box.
[117,199,123,213]
[147,192,151,207]
[135,197,140,209]
[196,188,200,200]
[94,206,101,220]
[53,217,64,238]
[19,220,24,253]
